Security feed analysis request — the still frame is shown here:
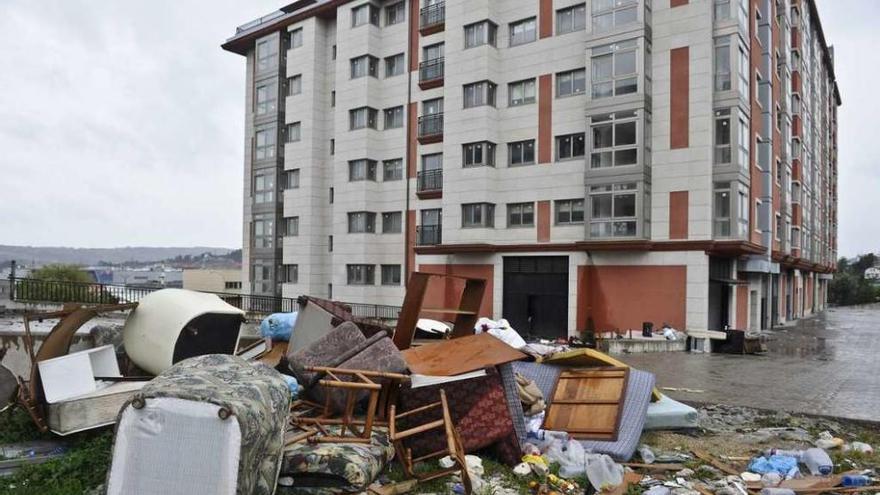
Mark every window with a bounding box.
[253,214,274,248]
[591,40,638,98]
[462,203,495,228]
[331,90,336,107]
[384,106,404,129]
[590,110,637,168]
[383,159,403,181]
[255,128,275,159]
[347,211,376,233]
[714,109,732,164]
[287,75,302,96]
[556,133,586,160]
[328,235,333,252]
[737,114,750,171]
[330,138,335,155]
[254,173,275,203]
[284,169,300,189]
[286,122,301,142]
[592,0,637,33]
[714,36,731,91]
[738,188,749,236]
[423,97,443,115]
[557,3,586,34]
[225,281,242,290]
[465,20,497,48]
[252,260,272,293]
[463,142,496,167]
[509,18,537,46]
[283,216,299,236]
[713,183,731,237]
[509,79,536,106]
[386,1,405,25]
[289,28,303,49]
[329,187,334,203]
[382,211,402,233]
[351,55,379,78]
[349,159,378,181]
[423,42,444,61]
[381,265,401,285]
[282,265,298,284]
[508,140,536,166]
[255,80,277,115]
[349,107,378,129]
[256,38,277,71]
[507,202,535,227]
[421,152,443,171]
[714,0,730,20]
[352,4,379,27]
[463,81,496,108]
[556,68,586,97]
[347,264,375,285]
[385,53,404,77]
[590,183,637,237]
[332,45,337,59]
[555,199,585,225]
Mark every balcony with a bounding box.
[416,224,442,246]
[416,169,443,199]
[419,2,445,35]
[417,113,443,144]
[418,57,445,89]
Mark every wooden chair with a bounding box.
[388,389,471,494]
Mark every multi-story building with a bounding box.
[223,0,839,337]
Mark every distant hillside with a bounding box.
[0,245,234,266]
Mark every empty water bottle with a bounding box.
[841,475,870,487]
[763,449,803,459]
[801,448,833,476]
[760,488,796,495]
[638,444,656,464]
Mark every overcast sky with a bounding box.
[0,1,876,256]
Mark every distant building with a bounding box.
[183,269,244,294]
[865,267,880,283]
[112,268,183,288]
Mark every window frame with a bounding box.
[588,183,639,238]
[589,110,639,169]
[253,172,275,204]
[383,106,404,129]
[347,211,377,233]
[508,78,537,106]
[556,68,587,98]
[385,53,405,77]
[556,133,586,161]
[286,122,301,143]
[283,264,299,284]
[381,264,402,286]
[347,264,376,285]
[350,54,379,79]
[714,109,732,165]
[256,38,278,72]
[349,107,379,130]
[255,80,277,115]
[557,3,587,35]
[287,74,302,96]
[383,159,403,181]
[590,40,639,99]
[591,0,638,34]
[555,199,585,225]
[385,1,405,25]
[382,211,403,233]
[348,159,378,182]
[508,140,536,167]
[282,216,299,237]
[463,80,497,108]
[284,169,300,189]
[509,17,537,47]
[507,202,535,228]
[462,141,496,168]
[289,28,303,49]
[252,213,275,248]
[464,20,498,49]
[461,203,496,228]
[352,3,380,27]
[254,127,276,160]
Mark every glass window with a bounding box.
[421,153,443,171]
[349,107,378,129]
[555,199,585,225]
[289,28,303,49]
[508,140,536,166]
[347,211,376,233]
[253,172,275,204]
[349,159,378,181]
[738,114,750,171]
[714,0,731,20]
[509,79,536,106]
[255,80,277,115]
[386,2,405,25]
[282,265,298,284]
[385,53,404,77]
[714,109,732,165]
[256,38,277,71]
[463,142,496,167]
[465,20,497,48]
[556,68,586,97]
[352,4,380,27]
[252,259,272,293]
[384,106,404,129]
[507,202,535,227]
[351,55,379,78]
[589,183,637,237]
[286,122,301,142]
[288,75,302,96]
[423,97,444,115]
[713,182,731,237]
[556,133,586,160]
[509,18,537,47]
[423,42,444,61]
[382,211,402,233]
[591,40,638,99]
[282,217,299,236]
[592,0,637,34]
[253,214,274,248]
[284,169,300,189]
[463,81,497,108]
[590,111,638,168]
[383,159,403,181]
[557,3,586,35]
[381,265,401,285]
[255,128,276,160]
[462,203,495,228]
[714,36,731,91]
[347,264,375,285]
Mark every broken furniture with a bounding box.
[290,296,392,354]
[543,367,630,441]
[393,272,487,350]
[643,394,699,430]
[540,347,663,402]
[685,329,727,353]
[106,354,291,495]
[401,332,526,377]
[390,389,472,495]
[123,289,245,375]
[47,381,147,436]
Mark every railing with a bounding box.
[418,113,444,138]
[417,169,443,193]
[416,225,442,246]
[419,2,445,29]
[235,10,285,34]
[419,57,444,83]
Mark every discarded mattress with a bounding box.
[277,427,395,495]
[106,354,291,495]
[644,394,699,430]
[541,348,662,402]
[511,361,655,461]
[122,289,245,375]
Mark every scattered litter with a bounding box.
[843,442,874,454]
[259,312,297,341]
[639,444,656,464]
[741,472,762,482]
[801,447,833,476]
[474,317,527,349]
[747,455,799,478]
[662,387,705,393]
[815,430,844,449]
[512,462,532,476]
[585,453,624,491]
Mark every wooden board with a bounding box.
[541,348,662,402]
[401,333,526,376]
[46,381,146,435]
[543,367,628,441]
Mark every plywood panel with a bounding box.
[401,333,526,376]
[543,367,629,440]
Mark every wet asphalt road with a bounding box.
[621,304,880,422]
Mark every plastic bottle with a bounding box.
[638,444,656,464]
[841,475,870,487]
[763,449,804,459]
[760,489,796,495]
[801,448,833,476]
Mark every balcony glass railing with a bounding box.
[417,169,443,192]
[420,2,445,29]
[416,225,442,246]
[419,57,445,83]
[418,113,444,138]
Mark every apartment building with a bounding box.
[223,0,839,337]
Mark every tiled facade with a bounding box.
[224,0,839,335]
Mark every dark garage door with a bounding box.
[503,256,569,339]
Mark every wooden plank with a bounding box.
[450,278,485,339]
[692,449,741,476]
[394,272,431,350]
[401,333,527,376]
[421,308,478,315]
[543,367,629,441]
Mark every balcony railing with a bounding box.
[417,169,443,193]
[416,225,442,246]
[420,2,445,30]
[419,57,444,84]
[418,113,444,140]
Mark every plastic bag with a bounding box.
[748,455,799,476]
[259,312,297,341]
[545,439,588,478]
[585,454,624,491]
